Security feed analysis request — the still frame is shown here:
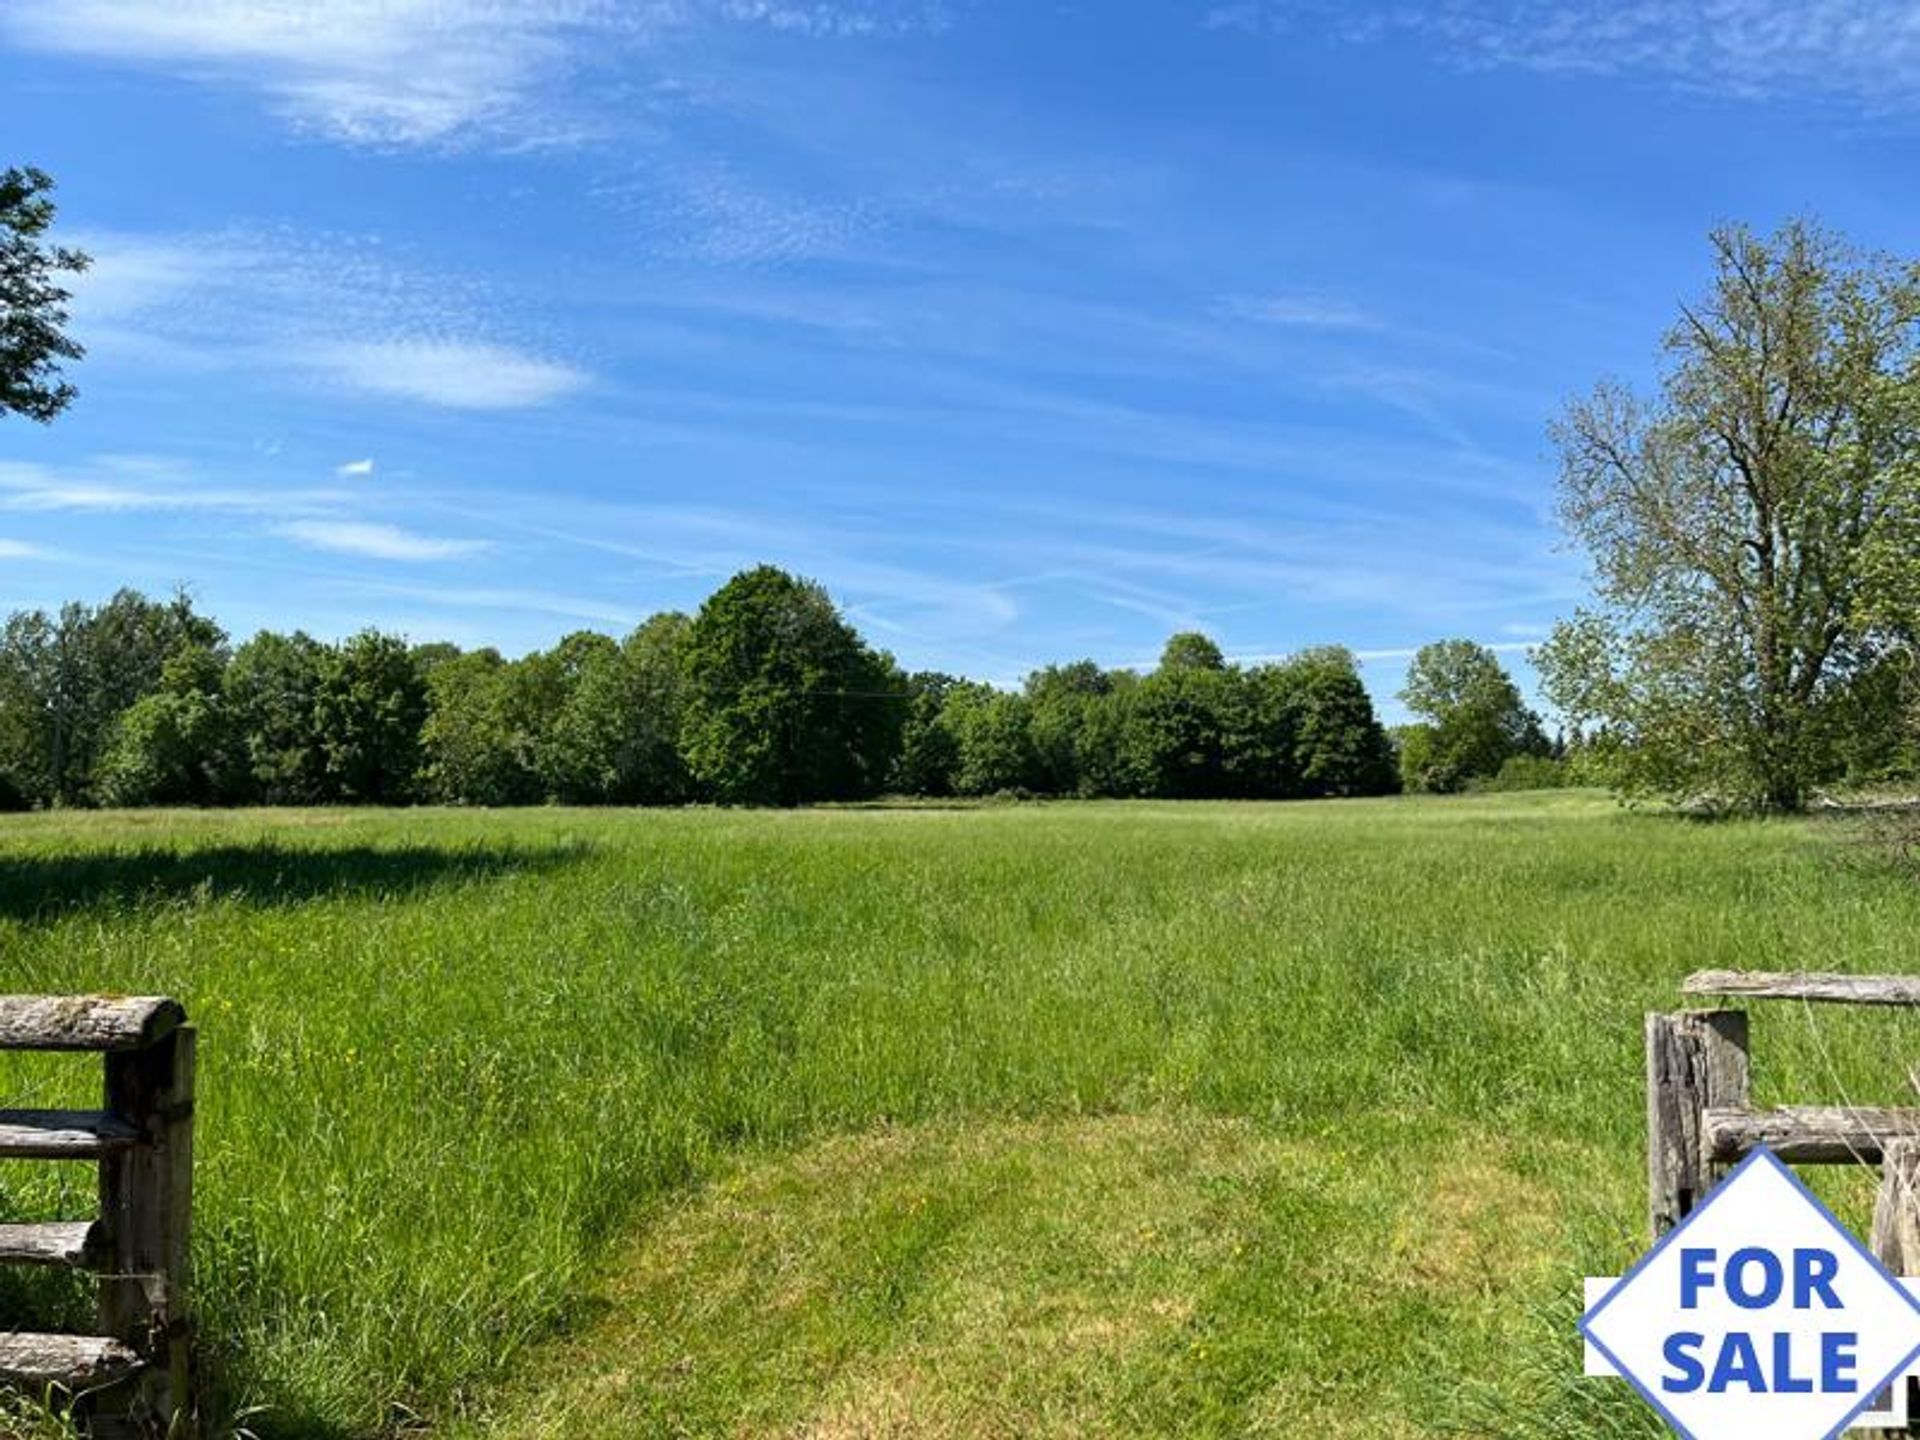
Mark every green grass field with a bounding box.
[2,793,1917,1437]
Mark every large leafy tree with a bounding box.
[2,166,88,422]
[1125,634,1237,798]
[1022,660,1113,796]
[944,684,1040,796]
[418,648,528,806]
[1542,221,1920,810]
[0,589,223,806]
[1280,646,1399,798]
[1230,663,1304,798]
[545,613,693,804]
[679,567,904,805]
[95,646,236,807]
[1399,639,1545,793]
[225,631,331,804]
[505,631,617,800]
[1074,674,1152,798]
[890,670,963,797]
[313,631,427,804]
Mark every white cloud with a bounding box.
[0,458,345,515]
[0,0,610,148]
[302,340,589,410]
[1220,292,1380,330]
[346,580,640,626]
[336,458,376,478]
[598,160,887,264]
[0,0,953,150]
[1350,641,1534,664]
[65,236,208,323]
[65,230,592,410]
[275,519,492,562]
[1203,3,1261,32]
[1240,1,1920,111]
[0,539,54,560]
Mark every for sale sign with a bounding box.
[1581,1148,1920,1439]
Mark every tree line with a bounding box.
[0,566,1574,810]
[10,167,1918,813]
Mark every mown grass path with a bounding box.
[0,794,1913,1435]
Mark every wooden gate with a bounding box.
[0,996,195,1434]
[1648,969,1920,1413]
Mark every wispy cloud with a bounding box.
[1220,1,1920,111]
[0,1,612,148]
[0,458,345,516]
[301,341,590,410]
[2,457,493,567]
[1349,641,1534,663]
[600,160,888,265]
[275,519,493,562]
[1219,292,1381,330]
[706,1,952,38]
[0,539,56,560]
[0,0,954,150]
[335,458,376,478]
[67,229,591,411]
[345,579,640,627]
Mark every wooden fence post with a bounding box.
[98,1023,195,1432]
[1871,1140,1920,1421]
[1873,1139,1920,1275]
[1646,1009,1749,1239]
[0,996,195,1433]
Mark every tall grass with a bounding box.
[0,794,1915,1434]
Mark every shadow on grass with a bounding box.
[0,841,592,925]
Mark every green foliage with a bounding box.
[1282,646,1400,797]
[1393,722,1442,794]
[95,645,235,806]
[889,671,963,796]
[503,631,618,802]
[1157,631,1226,672]
[0,580,1411,810]
[1399,639,1544,792]
[0,589,224,806]
[419,649,530,806]
[943,684,1041,796]
[313,631,427,804]
[1549,220,1920,810]
[1223,664,1297,798]
[224,631,330,805]
[679,566,904,805]
[0,166,89,422]
[409,641,464,679]
[0,607,56,806]
[996,645,1398,802]
[1815,653,1920,784]
[1072,676,1153,798]
[544,613,693,805]
[1023,661,1112,795]
[1468,754,1574,794]
[421,629,689,807]
[1127,663,1238,797]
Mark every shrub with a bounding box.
[1469,754,1573,793]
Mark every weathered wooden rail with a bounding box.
[1653,969,1920,1255]
[0,995,194,1434]
[1649,971,1920,1420]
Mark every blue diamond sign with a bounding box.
[1582,1148,1920,1438]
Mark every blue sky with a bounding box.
[3,1,1918,722]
